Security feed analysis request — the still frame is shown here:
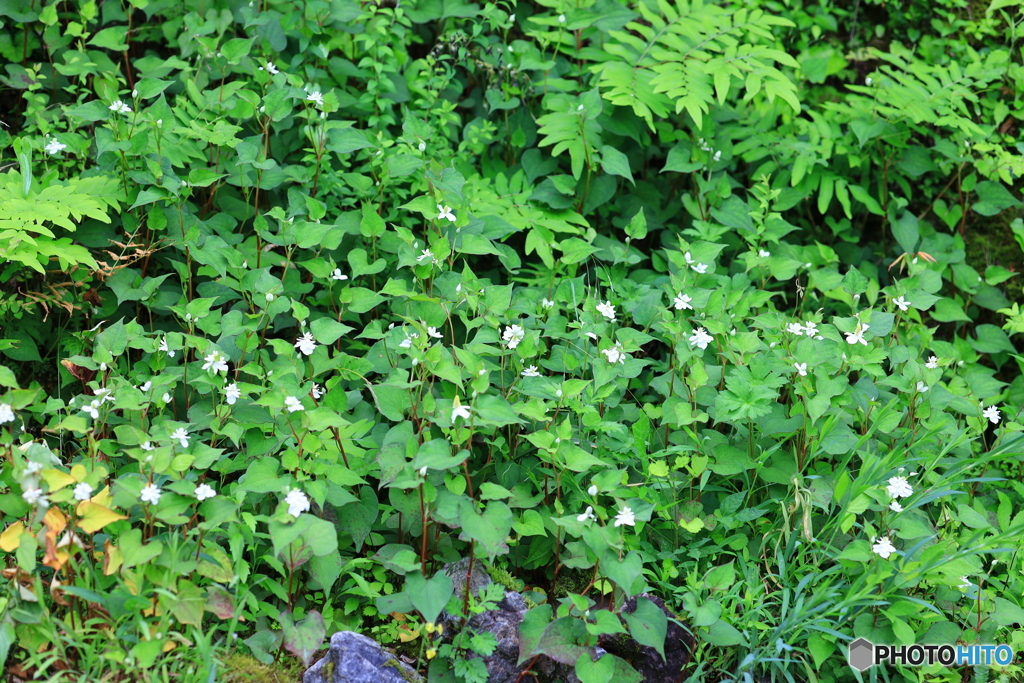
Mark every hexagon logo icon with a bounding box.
[848,638,875,671]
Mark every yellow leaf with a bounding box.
[76,502,127,533]
[679,516,705,533]
[397,626,420,642]
[70,464,87,481]
[91,485,114,508]
[104,539,123,576]
[0,521,25,552]
[40,468,76,490]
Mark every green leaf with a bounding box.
[600,146,633,185]
[622,597,667,660]
[310,318,354,345]
[405,571,454,624]
[892,212,919,253]
[701,619,747,646]
[280,609,325,668]
[972,181,1020,216]
[600,550,646,597]
[458,499,513,559]
[576,651,614,683]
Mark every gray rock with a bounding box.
[438,559,580,683]
[303,631,422,683]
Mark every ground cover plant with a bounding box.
[2,0,1024,681]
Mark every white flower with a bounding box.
[925,356,939,369]
[83,401,100,419]
[140,483,161,505]
[689,327,713,350]
[45,138,67,155]
[452,404,472,422]
[916,381,928,393]
[558,13,566,23]
[577,506,595,523]
[332,268,349,281]
[0,403,14,423]
[541,298,554,309]
[865,76,874,86]
[285,396,305,413]
[141,441,154,451]
[712,151,721,162]
[673,293,693,310]
[786,322,805,335]
[584,332,598,341]
[139,381,152,392]
[437,204,456,222]
[285,488,310,518]
[418,141,426,152]
[419,466,428,477]
[846,323,869,346]
[311,383,324,399]
[871,536,897,559]
[170,428,190,448]
[109,100,132,114]
[23,488,48,506]
[684,251,695,264]
[959,576,972,589]
[265,61,280,74]
[503,324,526,349]
[887,476,913,499]
[602,343,626,364]
[202,351,229,373]
[224,383,241,405]
[265,292,274,302]
[614,506,636,527]
[758,249,770,258]
[159,337,175,357]
[417,249,435,263]
[194,483,216,501]
[294,332,318,356]
[596,301,616,321]
[25,461,43,475]
[427,326,443,339]
[983,404,1001,424]
[74,482,93,501]
[892,295,910,311]
[692,263,709,274]
[794,362,807,377]
[889,501,903,513]
[556,389,563,398]
[521,365,542,378]
[588,484,598,496]
[162,392,172,403]
[399,331,419,349]
[802,321,818,337]
[306,91,324,107]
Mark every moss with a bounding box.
[963,210,1024,305]
[484,563,525,592]
[551,569,591,599]
[382,656,422,682]
[220,651,308,683]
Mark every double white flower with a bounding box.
[295,332,317,356]
[596,301,616,321]
[202,351,229,373]
[503,324,525,349]
[689,327,713,350]
[871,536,897,559]
[602,343,626,364]
[285,488,310,518]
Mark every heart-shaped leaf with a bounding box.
[405,570,454,625]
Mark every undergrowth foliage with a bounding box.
[2,0,1024,682]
